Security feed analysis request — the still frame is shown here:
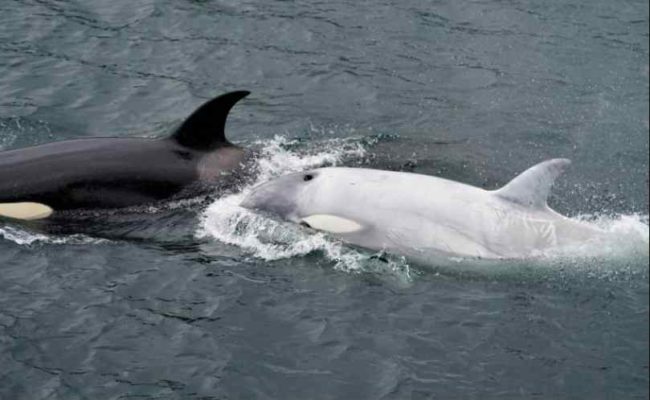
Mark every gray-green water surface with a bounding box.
[1,0,648,399]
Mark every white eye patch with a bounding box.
[0,202,53,220]
[301,214,363,234]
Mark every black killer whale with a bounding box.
[0,91,251,220]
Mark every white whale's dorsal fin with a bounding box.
[495,158,571,209]
[0,202,53,220]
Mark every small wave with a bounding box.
[0,224,108,246]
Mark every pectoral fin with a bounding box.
[0,202,53,220]
[301,214,363,234]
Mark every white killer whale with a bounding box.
[240,159,605,261]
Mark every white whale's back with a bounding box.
[243,159,604,260]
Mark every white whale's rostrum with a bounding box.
[241,159,604,260]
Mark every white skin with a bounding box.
[241,159,604,260]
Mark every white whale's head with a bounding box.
[241,169,325,222]
[241,167,371,233]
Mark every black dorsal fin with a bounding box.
[171,90,250,151]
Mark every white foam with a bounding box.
[0,224,107,246]
[252,135,365,183]
[542,213,649,261]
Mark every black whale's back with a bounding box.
[0,90,251,211]
[0,138,197,209]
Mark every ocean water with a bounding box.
[0,0,648,399]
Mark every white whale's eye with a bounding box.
[303,174,314,182]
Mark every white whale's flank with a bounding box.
[240,159,607,261]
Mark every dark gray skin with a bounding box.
[0,91,251,212]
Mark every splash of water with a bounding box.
[551,213,649,258]
[534,213,649,279]
[0,224,108,246]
